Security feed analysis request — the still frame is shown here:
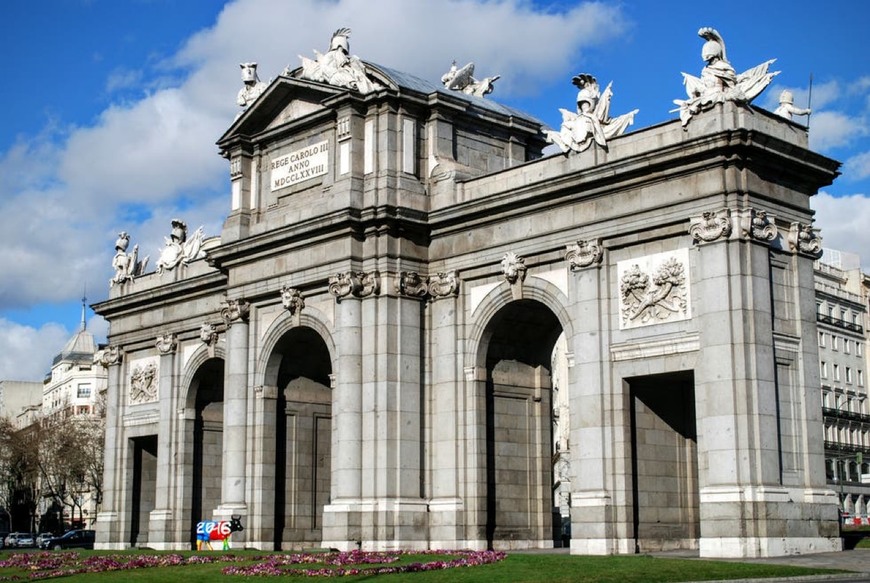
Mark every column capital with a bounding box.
[155,333,178,355]
[221,298,250,326]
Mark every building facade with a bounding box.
[93,33,842,558]
[815,251,870,522]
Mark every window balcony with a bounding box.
[817,313,864,334]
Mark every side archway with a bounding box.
[179,349,225,549]
[256,309,335,550]
[467,280,571,550]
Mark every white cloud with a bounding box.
[844,151,870,181]
[812,192,870,270]
[809,110,868,151]
[0,318,69,382]
[0,0,627,314]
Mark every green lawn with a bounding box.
[0,549,843,582]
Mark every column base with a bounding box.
[700,536,842,558]
[95,511,130,550]
[322,498,429,551]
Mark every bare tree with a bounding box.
[36,412,104,530]
[0,417,41,531]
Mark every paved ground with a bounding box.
[653,548,870,583]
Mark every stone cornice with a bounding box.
[92,271,226,320]
[206,205,429,271]
[428,124,838,238]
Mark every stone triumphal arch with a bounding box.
[94,27,841,557]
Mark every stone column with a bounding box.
[358,281,428,550]
[692,213,839,557]
[216,299,250,525]
[322,277,364,549]
[94,346,127,549]
[148,334,178,549]
[427,273,464,548]
[565,241,630,554]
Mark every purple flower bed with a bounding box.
[222,549,506,577]
[0,549,505,580]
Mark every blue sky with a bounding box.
[1,0,868,381]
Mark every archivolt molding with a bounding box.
[464,277,573,371]
[254,306,337,390]
[179,343,226,411]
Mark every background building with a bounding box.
[0,303,106,534]
[816,250,870,523]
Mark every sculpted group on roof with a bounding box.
[546,74,638,154]
[290,27,383,94]
[672,27,779,127]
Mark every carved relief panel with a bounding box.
[617,249,691,330]
[128,357,159,405]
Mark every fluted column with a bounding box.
[148,333,178,549]
[217,299,250,519]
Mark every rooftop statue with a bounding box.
[156,219,206,275]
[546,74,638,154]
[290,27,382,94]
[441,61,500,98]
[236,62,267,117]
[673,27,779,127]
[774,89,811,121]
[110,232,149,287]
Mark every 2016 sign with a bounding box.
[270,140,328,191]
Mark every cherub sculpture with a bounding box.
[155,219,206,275]
[292,27,381,94]
[673,27,779,127]
[111,232,149,287]
[441,61,500,98]
[546,74,638,154]
[236,62,267,117]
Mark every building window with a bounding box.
[845,339,851,354]
[859,343,864,357]
[859,370,865,387]
[834,364,841,381]
[820,331,826,347]
[833,336,839,351]
[821,361,828,378]
[847,367,853,384]
[77,384,91,399]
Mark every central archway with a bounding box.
[267,326,333,550]
[480,299,564,549]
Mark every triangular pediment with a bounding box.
[218,76,347,147]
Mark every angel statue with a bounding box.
[155,219,206,275]
[110,232,149,287]
[673,27,779,127]
[546,74,638,154]
[290,27,381,94]
[441,61,500,98]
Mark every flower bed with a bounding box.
[0,549,505,580]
